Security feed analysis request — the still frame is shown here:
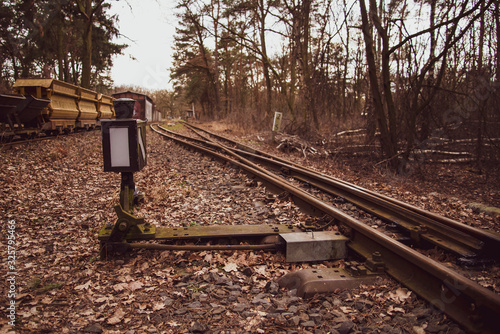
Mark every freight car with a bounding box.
[111,91,155,121]
[0,78,115,141]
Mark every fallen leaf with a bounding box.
[75,280,91,291]
[41,296,53,304]
[128,281,143,291]
[413,325,426,334]
[389,287,412,303]
[107,308,125,325]
[254,265,267,276]
[224,262,238,272]
[167,321,181,327]
[387,305,406,315]
[94,296,109,304]
[153,302,165,311]
[15,293,30,301]
[204,253,213,263]
[112,283,128,292]
[80,309,93,316]
[340,306,355,314]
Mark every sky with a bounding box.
[108,0,178,91]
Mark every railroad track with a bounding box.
[156,122,500,259]
[1,134,59,147]
[151,122,500,334]
[0,128,98,147]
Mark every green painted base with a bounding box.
[98,223,156,241]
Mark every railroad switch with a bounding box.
[97,111,347,262]
[279,231,348,262]
[278,259,385,298]
[410,226,428,243]
[99,171,156,258]
[278,266,383,298]
[99,101,151,258]
[98,119,305,256]
[365,251,386,273]
[344,261,369,276]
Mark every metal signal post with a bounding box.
[99,99,154,257]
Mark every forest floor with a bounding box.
[0,122,498,334]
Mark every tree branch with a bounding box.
[389,0,493,55]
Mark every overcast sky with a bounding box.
[108,0,178,91]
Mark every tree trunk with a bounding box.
[342,7,350,118]
[258,0,272,119]
[359,0,398,168]
[56,1,65,81]
[497,0,500,86]
[81,22,92,88]
[77,0,104,88]
[476,0,486,169]
[300,0,318,130]
[211,0,222,117]
[496,0,500,128]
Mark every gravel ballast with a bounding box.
[0,128,491,333]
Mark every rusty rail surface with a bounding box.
[1,135,54,147]
[179,122,500,261]
[152,124,500,333]
[0,129,99,147]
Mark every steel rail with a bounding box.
[180,122,500,260]
[1,134,55,147]
[128,243,276,251]
[152,124,500,333]
[1,128,99,147]
[177,124,490,258]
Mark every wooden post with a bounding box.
[272,112,283,144]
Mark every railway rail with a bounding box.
[150,122,500,334]
[1,134,56,146]
[0,127,99,147]
[160,122,500,261]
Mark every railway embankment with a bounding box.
[0,127,497,333]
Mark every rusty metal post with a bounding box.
[120,172,135,214]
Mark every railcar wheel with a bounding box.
[27,132,38,139]
[0,135,14,143]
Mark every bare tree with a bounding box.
[76,0,105,88]
[359,0,493,170]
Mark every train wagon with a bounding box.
[13,78,80,132]
[77,86,99,129]
[1,78,116,137]
[0,93,50,139]
[98,94,114,120]
[112,91,154,121]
